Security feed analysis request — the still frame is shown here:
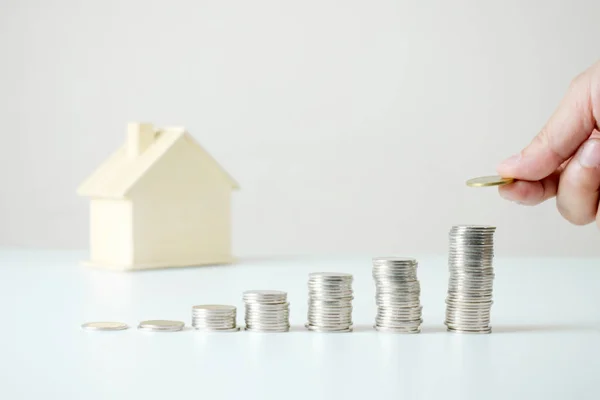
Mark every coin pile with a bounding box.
[243,290,290,332]
[138,320,185,332]
[191,305,239,332]
[445,225,496,334]
[372,257,422,333]
[306,272,354,332]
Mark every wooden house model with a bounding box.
[77,122,239,271]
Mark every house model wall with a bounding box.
[77,122,239,271]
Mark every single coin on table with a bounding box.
[138,320,185,332]
[466,175,514,187]
[81,322,129,331]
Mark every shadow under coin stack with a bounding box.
[191,305,239,332]
[445,225,496,334]
[306,272,354,332]
[372,257,422,333]
[243,290,290,332]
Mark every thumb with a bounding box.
[497,68,597,180]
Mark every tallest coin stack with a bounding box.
[444,225,496,334]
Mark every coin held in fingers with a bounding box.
[466,175,514,187]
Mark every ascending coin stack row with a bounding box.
[445,225,496,334]
[82,226,498,335]
[243,290,290,332]
[372,257,422,333]
[306,272,354,332]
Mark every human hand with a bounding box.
[497,61,600,227]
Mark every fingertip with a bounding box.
[497,180,544,205]
[497,182,520,202]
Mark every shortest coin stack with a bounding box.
[372,257,422,333]
[243,290,290,332]
[138,320,185,332]
[192,305,239,332]
[306,272,354,332]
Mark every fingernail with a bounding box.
[578,140,600,168]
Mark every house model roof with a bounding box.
[77,123,239,199]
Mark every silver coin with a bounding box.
[308,317,353,323]
[246,322,290,330]
[244,312,290,318]
[376,292,421,298]
[376,318,423,325]
[243,290,287,297]
[307,285,354,291]
[81,322,129,331]
[376,298,421,304]
[192,316,237,322]
[374,325,421,334]
[138,326,183,332]
[194,326,240,332]
[308,302,353,308]
[446,325,492,334]
[445,314,492,321]
[192,304,236,312]
[192,317,237,324]
[377,313,423,319]
[446,308,492,314]
[308,314,353,320]
[372,256,417,263]
[192,317,235,322]
[244,319,291,324]
[305,323,353,332]
[307,290,353,296]
[138,326,184,332]
[193,325,237,330]
[245,327,290,333]
[245,304,290,311]
[138,320,184,332]
[245,326,290,330]
[308,320,353,325]
[307,318,353,324]
[377,316,422,323]
[446,316,492,322]
[309,272,353,279]
[243,291,288,305]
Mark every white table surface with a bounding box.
[0,249,599,400]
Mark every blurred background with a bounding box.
[1,0,599,257]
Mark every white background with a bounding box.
[1,0,599,256]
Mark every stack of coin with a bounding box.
[243,290,290,332]
[306,272,353,332]
[372,257,422,333]
[191,305,239,332]
[445,225,496,334]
